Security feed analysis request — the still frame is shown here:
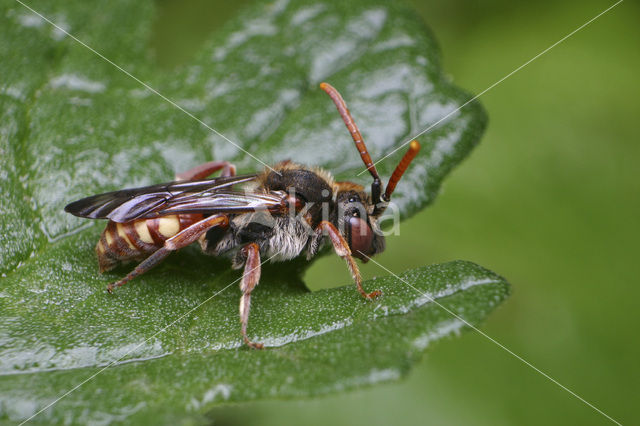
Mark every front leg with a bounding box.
[315,221,381,300]
[238,243,264,349]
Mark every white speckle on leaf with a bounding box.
[326,368,401,393]
[358,66,413,99]
[0,86,26,101]
[187,384,233,411]
[412,319,466,350]
[209,132,241,160]
[366,368,400,383]
[26,282,48,294]
[420,101,460,130]
[244,88,300,139]
[176,98,205,111]
[204,78,234,100]
[290,4,325,26]
[346,9,387,39]
[18,12,70,40]
[1,396,39,422]
[0,340,167,375]
[39,220,92,244]
[309,9,387,82]
[310,39,357,83]
[203,384,232,403]
[372,34,415,52]
[207,340,243,351]
[50,15,69,40]
[49,74,106,93]
[17,13,44,28]
[435,131,458,154]
[153,140,197,174]
[68,97,92,106]
[129,88,150,99]
[259,318,354,347]
[270,0,290,14]
[78,402,147,425]
[213,16,277,61]
[426,129,462,169]
[394,277,496,314]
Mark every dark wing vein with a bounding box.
[64,174,283,222]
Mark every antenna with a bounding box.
[320,82,383,203]
[383,140,420,201]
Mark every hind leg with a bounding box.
[175,161,236,181]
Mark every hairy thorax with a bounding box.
[199,164,337,267]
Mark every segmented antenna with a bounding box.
[319,82,381,183]
[383,140,421,201]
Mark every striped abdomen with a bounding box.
[96,214,203,272]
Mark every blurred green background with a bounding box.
[152,0,639,424]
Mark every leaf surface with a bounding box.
[0,0,501,423]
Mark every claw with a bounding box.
[365,289,382,299]
[243,336,264,350]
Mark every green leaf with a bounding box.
[0,0,502,423]
[1,251,508,423]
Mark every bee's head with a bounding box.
[333,140,420,261]
[320,82,421,260]
[335,189,385,261]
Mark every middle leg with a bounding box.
[238,242,263,349]
[175,161,236,181]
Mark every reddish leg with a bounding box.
[107,214,229,292]
[238,243,264,349]
[175,161,236,181]
[316,221,381,299]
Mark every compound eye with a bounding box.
[348,216,374,258]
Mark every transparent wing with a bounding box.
[64,174,287,223]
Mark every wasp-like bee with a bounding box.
[65,83,420,348]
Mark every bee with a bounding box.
[65,82,420,349]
